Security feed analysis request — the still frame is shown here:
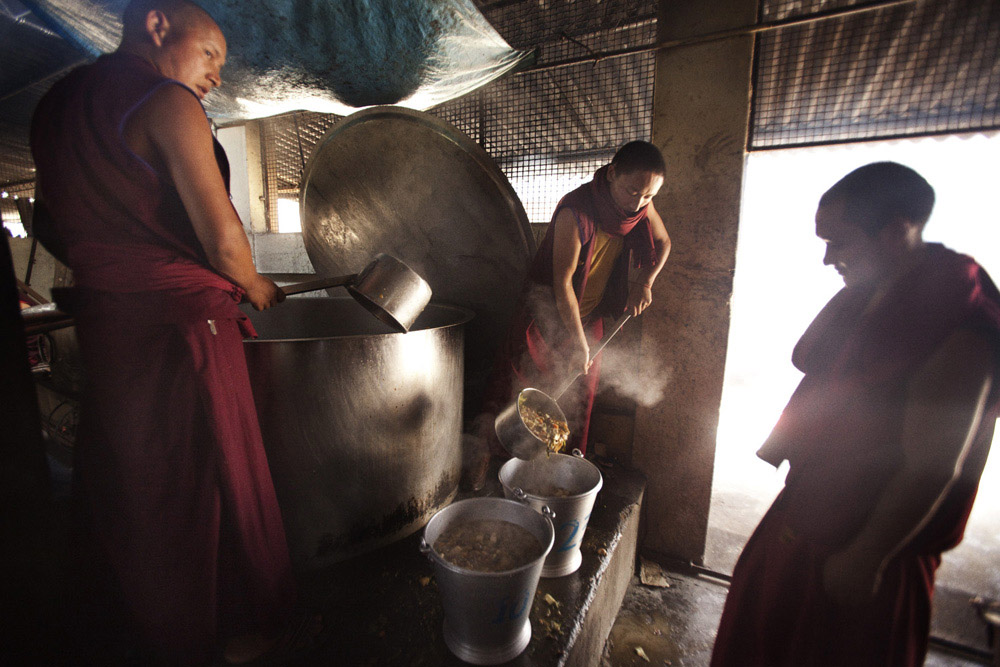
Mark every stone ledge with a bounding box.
[297,457,646,666]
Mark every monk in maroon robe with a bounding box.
[469,141,671,475]
[30,1,296,663]
[711,162,1000,667]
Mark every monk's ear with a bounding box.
[145,9,171,47]
[880,215,921,248]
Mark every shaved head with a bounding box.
[121,0,217,43]
[118,0,226,97]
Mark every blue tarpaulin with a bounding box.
[22,0,531,120]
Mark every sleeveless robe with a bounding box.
[31,52,294,663]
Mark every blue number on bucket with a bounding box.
[556,512,592,552]
[493,590,530,624]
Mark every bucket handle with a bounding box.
[512,488,558,524]
[419,537,432,557]
[571,448,584,459]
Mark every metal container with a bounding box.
[494,388,569,461]
[243,296,473,569]
[421,498,554,665]
[499,450,603,577]
[300,107,535,414]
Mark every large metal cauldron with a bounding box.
[242,296,473,570]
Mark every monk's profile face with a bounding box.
[608,167,663,214]
[816,198,889,288]
[154,11,227,99]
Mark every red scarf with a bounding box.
[576,164,652,237]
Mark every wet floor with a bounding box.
[601,568,993,667]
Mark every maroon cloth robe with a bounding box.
[483,165,657,454]
[30,52,294,663]
[711,244,1000,667]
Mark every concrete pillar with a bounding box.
[216,125,252,229]
[243,120,269,234]
[634,0,757,563]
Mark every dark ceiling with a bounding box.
[0,0,88,188]
[0,0,535,191]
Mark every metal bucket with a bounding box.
[499,450,603,577]
[420,497,554,665]
[243,296,473,569]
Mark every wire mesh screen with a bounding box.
[258,0,657,228]
[258,111,337,230]
[751,0,1000,148]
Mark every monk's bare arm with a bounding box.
[130,85,282,310]
[822,328,994,606]
[627,200,671,316]
[551,208,590,375]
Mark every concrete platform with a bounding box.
[294,456,646,666]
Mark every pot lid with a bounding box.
[300,106,536,412]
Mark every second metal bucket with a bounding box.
[499,450,603,577]
[420,498,554,665]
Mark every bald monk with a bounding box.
[30,1,302,663]
[710,162,1000,666]
[470,140,671,472]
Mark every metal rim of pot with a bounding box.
[505,449,599,501]
[419,498,556,576]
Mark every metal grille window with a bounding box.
[259,111,337,231]
[257,0,657,229]
[751,0,1000,149]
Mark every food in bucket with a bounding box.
[523,483,575,498]
[434,519,545,572]
[517,394,570,455]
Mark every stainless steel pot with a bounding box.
[243,296,473,569]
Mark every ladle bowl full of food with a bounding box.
[494,388,570,461]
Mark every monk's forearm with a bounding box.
[636,202,671,288]
[203,226,262,293]
[635,238,671,287]
[554,282,587,346]
[834,332,992,574]
[837,465,958,570]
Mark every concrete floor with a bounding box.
[602,568,993,667]
[703,483,996,661]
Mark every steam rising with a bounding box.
[595,341,672,408]
[510,285,673,410]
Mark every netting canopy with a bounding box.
[21,0,532,120]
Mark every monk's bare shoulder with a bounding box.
[124,83,209,174]
[141,84,210,142]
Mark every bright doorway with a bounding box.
[707,131,1000,613]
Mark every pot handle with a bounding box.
[571,448,584,459]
